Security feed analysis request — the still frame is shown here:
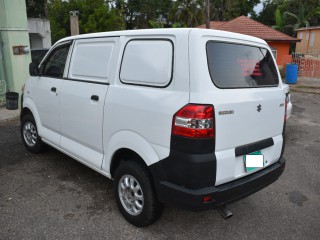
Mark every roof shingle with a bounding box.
[198,21,228,29]
[198,16,300,42]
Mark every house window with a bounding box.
[306,31,309,40]
[310,32,315,47]
[299,32,303,39]
[270,47,277,59]
[272,49,277,59]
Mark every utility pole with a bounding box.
[69,11,80,36]
[205,0,210,29]
[44,2,48,18]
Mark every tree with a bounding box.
[237,0,261,17]
[257,0,320,36]
[26,0,47,18]
[273,7,287,31]
[168,0,205,27]
[280,0,320,27]
[47,0,125,43]
[210,0,261,21]
[149,20,164,28]
[284,5,320,30]
[210,0,238,21]
[82,7,125,33]
[114,0,171,29]
[256,0,278,26]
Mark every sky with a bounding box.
[254,1,264,14]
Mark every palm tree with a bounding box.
[284,5,320,30]
[169,0,205,27]
[273,7,284,30]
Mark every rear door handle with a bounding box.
[91,95,99,101]
[51,87,56,92]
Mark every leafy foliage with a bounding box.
[25,0,265,43]
[168,0,205,27]
[27,0,125,43]
[257,0,320,36]
[114,0,172,29]
[210,0,260,21]
[273,7,288,31]
[26,0,47,18]
[149,20,164,28]
[284,5,320,30]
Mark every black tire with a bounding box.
[21,114,44,153]
[114,160,163,227]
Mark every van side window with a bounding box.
[68,38,115,83]
[120,39,173,87]
[42,44,71,78]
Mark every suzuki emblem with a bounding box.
[257,104,262,112]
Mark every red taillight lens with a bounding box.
[203,195,213,203]
[172,104,214,138]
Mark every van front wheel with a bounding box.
[21,114,43,153]
[114,160,162,227]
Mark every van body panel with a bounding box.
[59,80,109,169]
[102,130,164,173]
[189,30,285,186]
[22,92,61,146]
[102,34,190,169]
[58,37,119,169]
[102,85,189,167]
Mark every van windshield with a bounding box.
[206,42,279,88]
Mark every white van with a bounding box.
[21,29,287,227]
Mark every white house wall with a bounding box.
[28,18,51,48]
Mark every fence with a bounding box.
[291,52,320,78]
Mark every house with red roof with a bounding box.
[198,16,300,68]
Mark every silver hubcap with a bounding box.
[23,122,38,147]
[118,174,144,216]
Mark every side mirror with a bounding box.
[29,62,39,76]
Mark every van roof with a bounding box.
[56,28,267,46]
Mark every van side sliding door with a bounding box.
[59,37,119,169]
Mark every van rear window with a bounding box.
[206,42,279,88]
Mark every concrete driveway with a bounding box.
[0,92,319,240]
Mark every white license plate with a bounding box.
[244,151,264,172]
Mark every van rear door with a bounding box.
[189,38,285,186]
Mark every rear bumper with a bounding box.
[154,157,285,211]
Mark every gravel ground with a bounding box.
[0,92,319,240]
[289,77,320,94]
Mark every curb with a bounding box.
[0,108,20,123]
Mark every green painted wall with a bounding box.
[0,0,31,107]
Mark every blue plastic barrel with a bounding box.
[285,63,298,84]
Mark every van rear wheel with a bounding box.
[114,160,162,227]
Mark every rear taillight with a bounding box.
[172,104,214,138]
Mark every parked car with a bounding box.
[30,48,49,66]
[21,29,287,227]
[282,83,292,119]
